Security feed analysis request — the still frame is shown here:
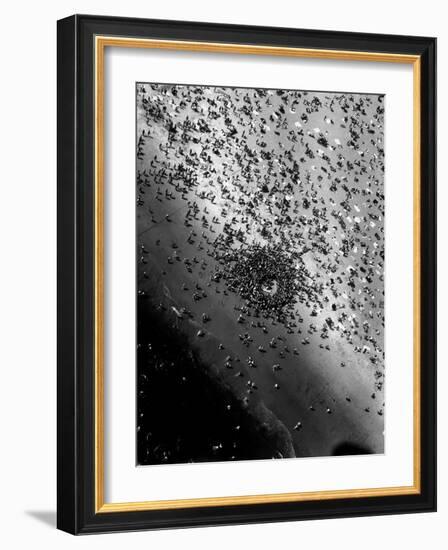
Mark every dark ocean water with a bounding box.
[137,296,292,465]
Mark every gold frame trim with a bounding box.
[94,36,422,513]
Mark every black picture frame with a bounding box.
[57,14,436,534]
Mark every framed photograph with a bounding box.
[57,14,436,534]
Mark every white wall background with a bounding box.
[0,1,444,548]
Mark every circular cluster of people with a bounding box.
[217,243,304,322]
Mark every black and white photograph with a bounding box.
[136,82,385,465]
[0,1,440,543]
